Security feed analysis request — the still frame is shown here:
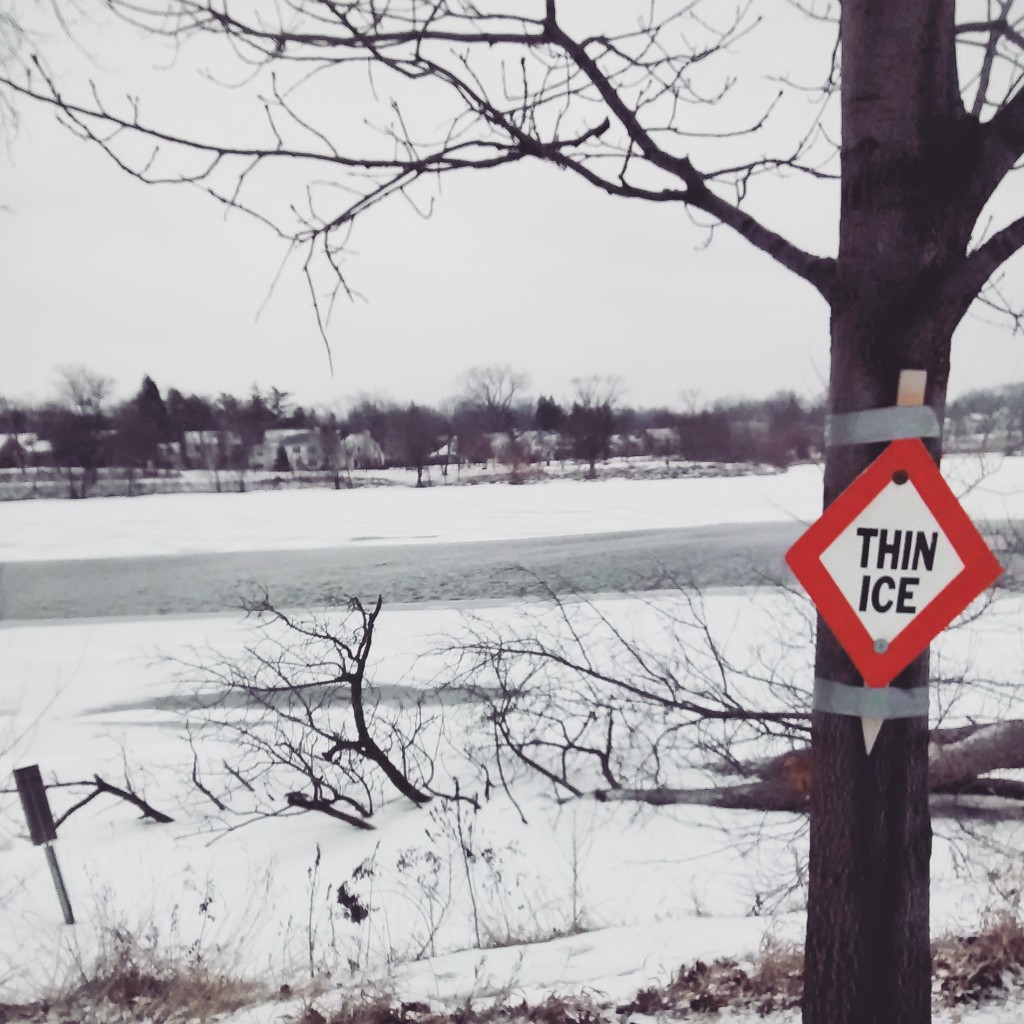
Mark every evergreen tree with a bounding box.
[534,395,564,432]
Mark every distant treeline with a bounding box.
[0,366,1021,498]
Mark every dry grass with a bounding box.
[1,976,263,1024]
[299,946,802,1024]
[316,994,606,1024]
[933,911,1024,1007]
[617,939,803,1017]
[6,912,1024,1023]
[610,913,1024,1017]
[0,925,272,1024]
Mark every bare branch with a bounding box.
[173,591,437,831]
[51,775,174,829]
[0,0,839,319]
[949,214,1024,320]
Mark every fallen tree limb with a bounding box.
[285,792,376,830]
[594,781,809,813]
[591,783,1024,820]
[52,775,174,828]
[928,793,1024,822]
[932,777,1024,800]
[927,720,1024,788]
[591,720,1024,818]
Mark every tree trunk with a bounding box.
[804,4,970,1022]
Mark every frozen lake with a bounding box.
[0,522,805,620]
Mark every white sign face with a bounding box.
[818,479,964,644]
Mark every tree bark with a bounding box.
[804,4,971,1022]
[928,721,1024,788]
[591,723,1024,816]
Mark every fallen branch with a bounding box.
[592,720,1024,818]
[285,792,376,830]
[51,775,174,828]
[928,720,1024,788]
[594,780,808,812]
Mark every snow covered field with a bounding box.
[2,460,1024,1020]
[2,452,1023,563]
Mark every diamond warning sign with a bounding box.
[786,438,1001,687]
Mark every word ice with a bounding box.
[855,527,938,614]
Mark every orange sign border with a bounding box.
[786,438,1002,687]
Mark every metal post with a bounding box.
[43,843,75,925]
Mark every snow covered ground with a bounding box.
[2,460,1024,1020]
[2,452,1022,563]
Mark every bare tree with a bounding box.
[461,366,528,425]
[444,580,814,810]
[56,364,110,419]
[190,429,224,492]
[216,389,270,492]
[176,593,452,831]
[317,414,346,489]
[458,365,530,463]
[445,579,1024,817]
[9,3,1024,1017]
[566,375,620,479]
[448,366,530,476]
[450,399,492,473]
[46,364,112,497]
[392,402,446,486]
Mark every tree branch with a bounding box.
[542,14,835,301]
[3,5,839,311]
[977,88,1024,202]
[686,184,836,301]
[957,18,1024,50]
[927,719,1024,788]
[285,791,376,828]
[947,214,1024,321]
[593,780,809,813]
[51,775,174,828]
[595,784,1024,822]
[594,721,1024,818]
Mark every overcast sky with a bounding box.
[3,3,1024,413]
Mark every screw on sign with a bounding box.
[786,438,1002,689]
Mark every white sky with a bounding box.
[2,3,1024,412]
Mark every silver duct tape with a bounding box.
[813,677,929,718]
[825,406,941,447]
